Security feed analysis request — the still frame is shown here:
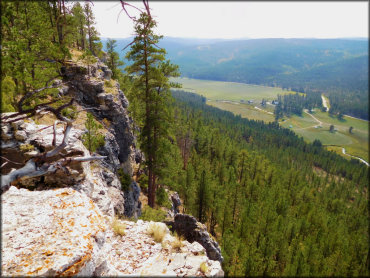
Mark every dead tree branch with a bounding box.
[0,78,105,194]
[1,120,107,194]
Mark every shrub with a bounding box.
[156,186,172,209]
[137,173,148,192]
[20,144,35,153]
[112,217,126,236]
[117,168,132,192]
[61,106,77,120]
[104,79,114,88]
[171,232,184,251]
[82,112,105,153]
[1,76,16,112]
[139,206,167,222]
[147,222,167,243]
[200,262,208,274]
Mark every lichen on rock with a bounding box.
[1,187,107,276]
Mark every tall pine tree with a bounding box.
[125,10,180,207]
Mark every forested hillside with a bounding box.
[105,37,369,119]
[167,91,369,276]
[2,1,369,277]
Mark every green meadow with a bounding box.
[174,78,369,163]
[172,77,294,101]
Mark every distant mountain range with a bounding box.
[102,37,368,89]
[101,37,369,119]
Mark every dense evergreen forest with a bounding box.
[2,1,369,276]
[166,91,368,276]
[274,91,323,120]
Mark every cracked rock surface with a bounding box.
[105,220,224,277]
[1,187,223,277]
[1,187,106,276]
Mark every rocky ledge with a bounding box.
[2,187,106,276]
[168,214,224,263]
[1,186,223,277]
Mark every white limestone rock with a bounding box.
[1,187,107,276]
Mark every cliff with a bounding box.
[1,59,224,276]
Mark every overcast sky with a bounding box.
[89,1,368,39]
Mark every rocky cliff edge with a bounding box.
[1,59,224,276]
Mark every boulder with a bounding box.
[170,214,224,263]
[171,191,182,215]
[123,181,141,218]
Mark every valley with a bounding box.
[173,77,369,164]
[2,1,368,276]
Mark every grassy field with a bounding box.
[208,100,275,122]
[172,77,294,101]
[173,78,369,163]
[280,110,368,161]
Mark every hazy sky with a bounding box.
[89,1,368,39]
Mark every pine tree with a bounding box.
[82,112,105,154]
[71,2,86,50]
[106,38,124,79]
[83,3,101,56]
[125,11,180,207]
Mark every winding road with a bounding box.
[342,147,369,167]
[254,106,273,115]
[321,95,329,112]
[303,110,369,166]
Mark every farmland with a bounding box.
[172,77,295,101]
[174,77,369,163]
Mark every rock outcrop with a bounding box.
[123,181,142,218]
[171,191,182,215]
[1,58,224,276]
[168,214,224,263]
[104,220,223,276]
[1,118,125,217]
[2,187,107,276]
[62,60,135,175]
[1,187,223,277]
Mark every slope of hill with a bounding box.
[103,37,368,119]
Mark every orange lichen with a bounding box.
[43,250,54,256]
[56,191,73,197]
[58,251,92,277]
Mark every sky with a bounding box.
[89,1,368,39]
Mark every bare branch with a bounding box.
[0,155,106,194]
[122,39,136,51]
[45,122,72,158]
[119,0,143,21]
[18,84,58,113]
[65,155,107,163]
[52,121,58,147]
[0,156,24,166]
[2,99,59,122]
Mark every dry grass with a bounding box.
[102,118,111,128]
[33,112,58,126]
[171,232,184,251]
[70,48,84,62]
[147,222,167,243]
[104,80,118,95]
[200,261,208,274]
[112,217,126,236]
